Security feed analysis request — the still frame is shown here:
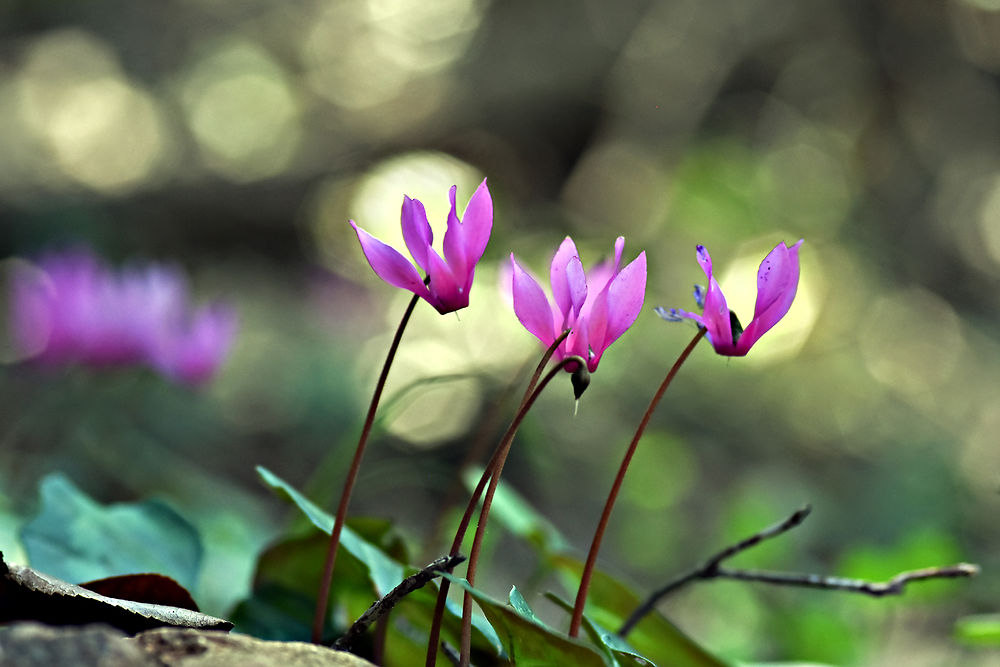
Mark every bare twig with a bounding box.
[618,505,979,637]
[334,555,465,651]
[715,563,979,596]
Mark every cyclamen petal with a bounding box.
[510,256,557,346]
[736,240,803,354]
[401,196,433,273]
[351,180,493,314]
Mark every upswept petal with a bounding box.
[510,255,557,347]
[586,251,646,371]
[401,196,433,273]
[459,179,493,268]
[550,237,582,318]
[693,246,733,351]
[442,186,466,277]
[600,250,647,348]
[736,240,803,353]
[563,257,588,325]
[424,249,465,313]
[351,222,431,301]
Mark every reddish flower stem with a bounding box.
[459,356,586,666]
[312,292,421,644]
[424,332,570,667]
[568,328,706,638]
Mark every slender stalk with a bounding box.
[424,332,570,667]
[568,328,706,638]
[312,292,421,644]
[459,356,586,666]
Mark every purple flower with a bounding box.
[658,240,803,356]
[350,180,493,314]
[510,236,647,372]
[10,247,236,386]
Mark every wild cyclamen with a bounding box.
[509,236,647,373]
[10,247,236,386]
[657,240,803,356]
[350,180,493,314]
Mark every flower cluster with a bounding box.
[10,248,236,386]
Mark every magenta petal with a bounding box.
[401,196,433,273]
[586,251,646,371]
[459,179,493,268]
[601,250,647,346]
[442,185,466,278]
[425,249,465,313]
[737,240,803,352]
[564,257,587,319]
[511,255,557,347]
[550,237,581,318]
[701,274,734,353]
[695,244,713,278]
[351,222,430,299]
[611,236,624,274]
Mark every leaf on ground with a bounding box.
[441,573,607,667]
[80,573,200,612]
[20,474,202,591]
[550,555,730,667]
[0,552,231,634]
[545,591,656,667]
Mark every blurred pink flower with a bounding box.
[657,240,803,356]
[10,248,236,385]
[350,180,493,314]
[510,236,646,372]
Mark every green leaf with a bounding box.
[255,466,502,652]
[550,555,729,667]
[545,591,655,667]
[256,465,404,597]
[462,467,568,554]
[954,613,1000,646]
[508,586,545,625]
[442,573,607,667]
[231,532,376,641]
[20,473,202,591]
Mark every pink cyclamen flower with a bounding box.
[510,236,647,372]
[657,240,803,356]
[9,247,236,386]
[350,179,492,314]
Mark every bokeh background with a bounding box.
[1,0,999,664]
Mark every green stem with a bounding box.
[568,328,705,638]
[424,331,570,667]
[459,356,586,667]
[312,292,421,644]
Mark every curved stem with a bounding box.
[568,329,705,638]
[459,356,586,666]
[312,292,421,644]
[424,332,570,667]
